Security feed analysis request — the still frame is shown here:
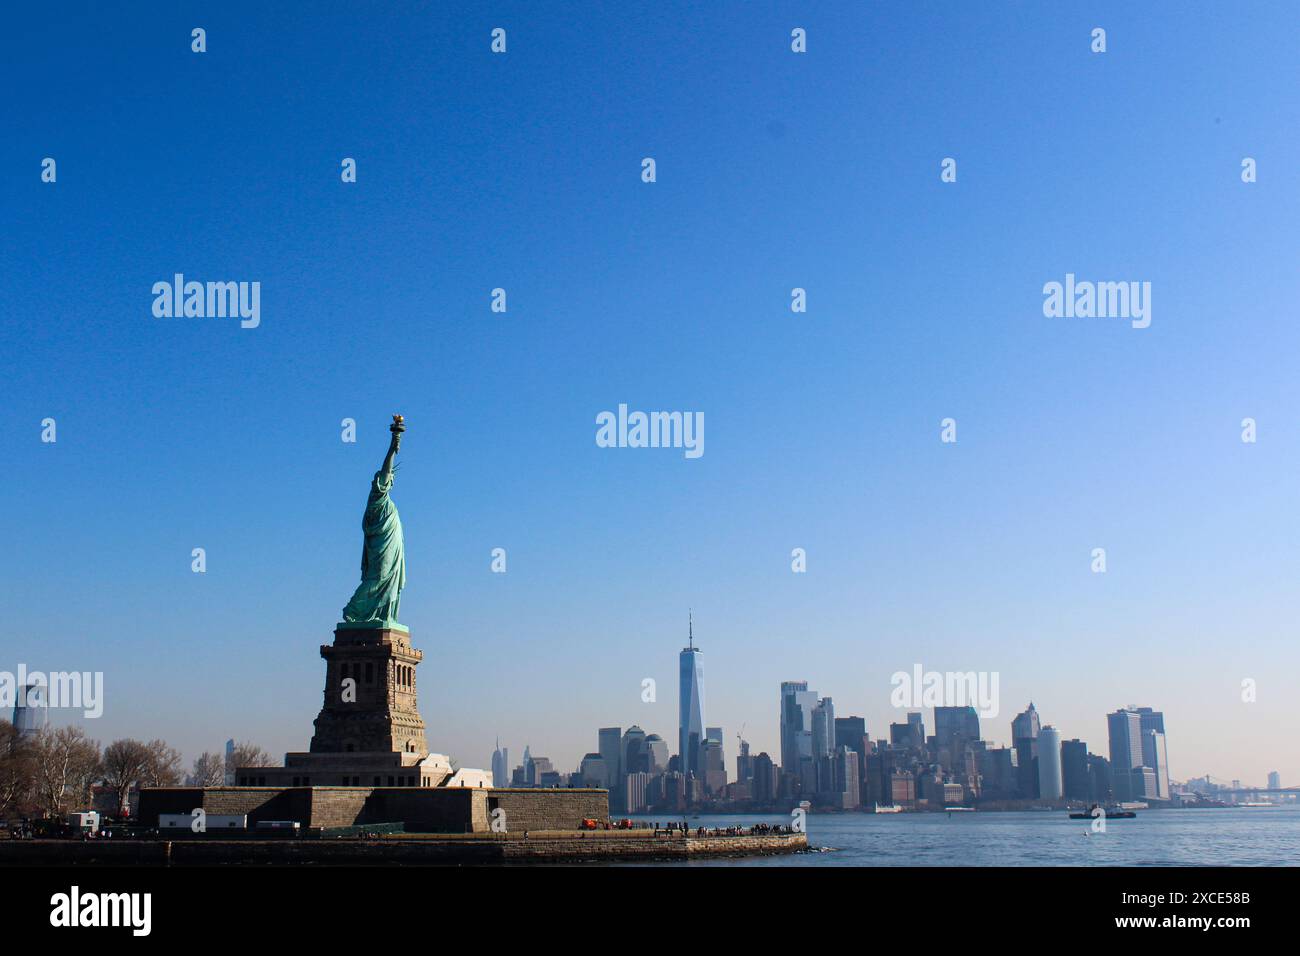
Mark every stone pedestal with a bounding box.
[237,623,445,789]
[309,623,428,755]
[236,621,498,793]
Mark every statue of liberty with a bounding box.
[341,415,407,625]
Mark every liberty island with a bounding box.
[127,416,610,833]
[117,417,804,859]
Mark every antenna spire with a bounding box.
[688,609,694,650]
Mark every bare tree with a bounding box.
[32,726,101,818]
[188,751,226,787]
[225,741,272,781]
[101,738,152,817]
[65,732,102,812]
[0,720,35,819]
[141,739,183,788]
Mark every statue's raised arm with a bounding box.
[380,414,404,479]
[341,415,408,626]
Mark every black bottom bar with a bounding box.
[10,865,1286,940]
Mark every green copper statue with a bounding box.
[341,415,407,626]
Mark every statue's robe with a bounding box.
[341,470,406,624]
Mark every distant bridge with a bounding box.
[1183,776,1297,797]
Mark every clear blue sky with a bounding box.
[3,2,1298,786]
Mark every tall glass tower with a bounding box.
[1136,708,1169,800]
[1107,707,1150,801]
[12,683,48,738]
[780,681,818,773]
[678,613,705,779]
[1011,702,1041,799]
[491,738,509,789]
[1037,725,1064,801]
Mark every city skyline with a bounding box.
[10,663,1285,804]
[484,632,1265,792]
[10,611,1291,790]
[489,661,1290,812]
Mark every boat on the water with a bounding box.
[873,804,903,814]
[1068,804,1137,820]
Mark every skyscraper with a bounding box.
[1107,707,1160,801]
[678,613,705,779]
[834,715,868,783]
[706,726,725,769]
[1108,709,1141,801]
[930,702,977,780]
[831,746,861,809]
[523,751,553,786]
[1037,726,1063,802]
[780,681,818,772]
[645,733,669,774]
[625,772,653,813]
[1143,731,1169,800]
[623,725,648,774]
[809,697,838,800]
[974,744,1018,800]
[736,737,754,784]
[579,753,607,788]
[811,697,836,757]
[834,715,866,750]
[598,728,622,810]
[701,737,726,795]
[1088,754,1113,803]
[12,683,48,739]
[1011,703,1041,799]
[491,738,509,789]
[752,752,776,804]
[1135,708,1165,734]
[1136,708,1170,800]
[1268,771,1282,791]
[1060,738,1089,802]
[888,712,925,753]
[935,706,980,746]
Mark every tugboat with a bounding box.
[1068,803,1136,820]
